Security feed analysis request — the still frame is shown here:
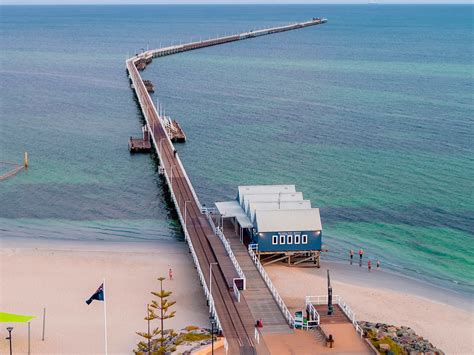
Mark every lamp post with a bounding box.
[210,319,216,355]
[6,326,13,355]
[220,214,225,231]
[209,262,218,311]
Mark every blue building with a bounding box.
[253,209,322,253]
[215,185,322,266]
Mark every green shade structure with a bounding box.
[0,312,35,323]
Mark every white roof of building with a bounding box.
[242,192,304,214]
[214,200,253,228]
[255,208,322,233]
[237,185,296,206]
[248,200,312,223]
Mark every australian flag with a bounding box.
[86,283,104,305]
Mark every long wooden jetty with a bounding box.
[126,17,326,354]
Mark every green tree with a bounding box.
[135,304,160,354]
[135,277,177,354]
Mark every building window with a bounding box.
[302,234,308,244]
[280,234,286,244]
[272,235,278,245]
[294,234,300,244]
[287,234,293,244]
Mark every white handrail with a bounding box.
[248,245,294,327]
[205,211,246,288]
[224,337,228,354]
[305,301,320,326]
[305,295,363,337]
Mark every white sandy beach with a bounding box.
[0,238,209,354]
[267,261,474,355]
[2,238,473,355]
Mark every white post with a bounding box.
[42,307,46,341]
[28,322,31,355]
[103,279,108,355]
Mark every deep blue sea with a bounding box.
[1,5,473,296]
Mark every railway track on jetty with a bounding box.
[126,17,327,355]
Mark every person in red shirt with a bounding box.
[368,260,372,272]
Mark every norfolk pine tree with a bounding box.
[135,277,177,354]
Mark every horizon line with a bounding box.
[2,2,472,5]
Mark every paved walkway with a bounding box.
[222,219,292,335]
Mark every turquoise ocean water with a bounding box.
[1,5,472,296]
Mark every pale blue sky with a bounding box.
[2,0,472,5]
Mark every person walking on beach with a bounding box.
[169,267,173,281]
[377,260,381,270]
[368,260,372,272]
[349,249,354,260]
[359,248,364,260]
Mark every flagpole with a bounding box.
[103,278,108,355]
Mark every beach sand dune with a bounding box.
[0,239,209,354]
[267,262,474,355]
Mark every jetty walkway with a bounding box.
[126,18,326,354]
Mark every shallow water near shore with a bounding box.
[1,5,473,297]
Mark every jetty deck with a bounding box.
[126,18,327,354]
[221,219,291,335]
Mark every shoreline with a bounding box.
[267,261,474,354]
[4,236,470,305]
[317,257,472,308]
[322,243,474,297]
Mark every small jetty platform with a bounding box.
[304,295,375,353]
[168,119,186,142]
[128,125,151,153]
[143,80,155,93]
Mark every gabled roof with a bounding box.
[248,200,312,223]
[255,208,322,233]
[237,185,296,206]
[242,192,304,214]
